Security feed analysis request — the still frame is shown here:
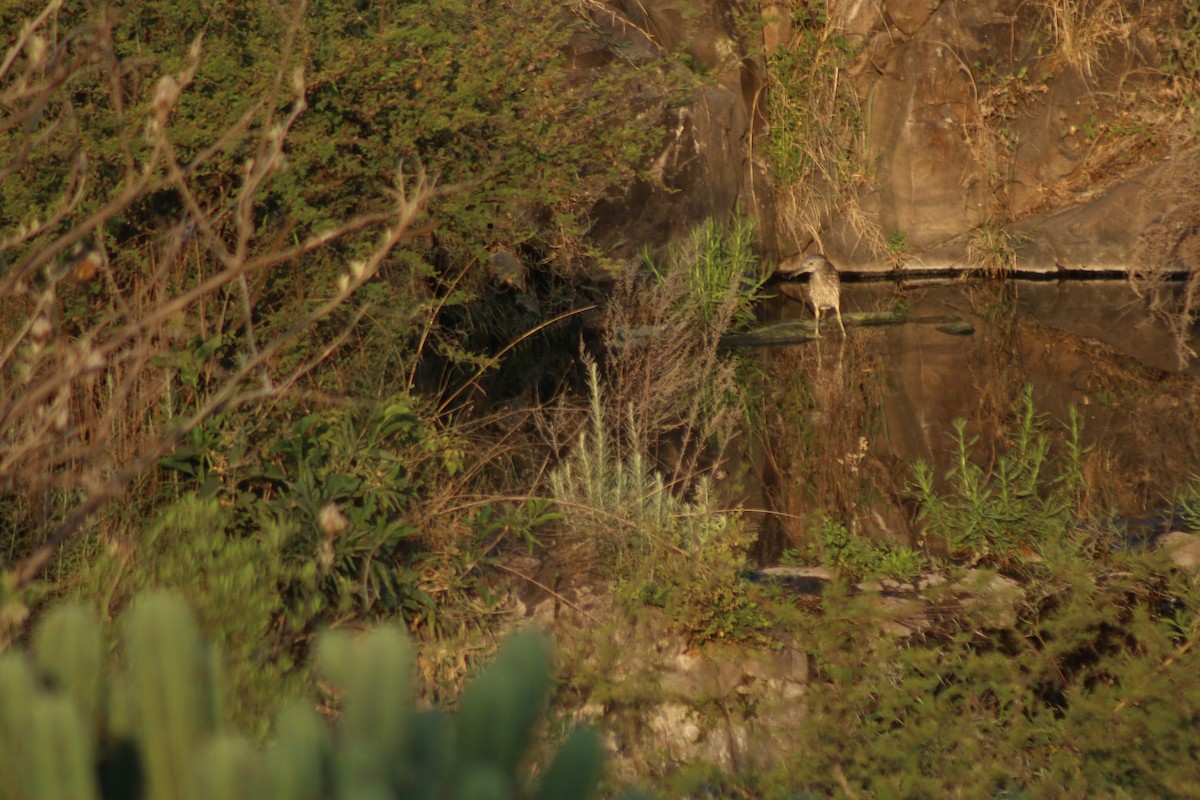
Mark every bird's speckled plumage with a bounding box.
[779,253,845,337]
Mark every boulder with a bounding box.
[579,0,773,266]
[1160,531,1200,574]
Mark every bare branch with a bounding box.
[1,1,440,587]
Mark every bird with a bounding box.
[778,253,845,337]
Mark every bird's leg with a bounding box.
[834,306,846,336]
[813,307,822,338]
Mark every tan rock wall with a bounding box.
[576,0,1196,275]
[581,0,775,265]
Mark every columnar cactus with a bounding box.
[0,591,607,800]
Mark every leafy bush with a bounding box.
[549,361,769,642]
[910,385,1090,567]
[762,554,1200,798]
[0,591,608,800]
[291,0,658,258]
[1169,0,1200,80]
[0,0,663,588]
[0,0,437,596]
[71,496,315,734]
[788,517,927,581]
[257,396,461,619]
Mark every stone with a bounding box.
[837,0,886,38]
[646,702,703,750]
[1014,151,1200,271]
[660,647,744,700]
[877,595,932,637]
[760,1,792,54]
[843,2,994,264]
[803,0,1188,272]
[955,569,1024,629]
[1160,531,1200,574]
[581,0,767,265]
[884,0,941,36]
[740,643,809,686]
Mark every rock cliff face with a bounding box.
[580,0,1199,275]
[577,0,775,265]
[837,0,1196,273]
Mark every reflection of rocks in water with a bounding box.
[750,280,1200,562]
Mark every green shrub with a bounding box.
[751,0,875,252]
[788,517,927,581]
[1169,0,1200,80]
[761,554,1200,798]
[644,215,768,332]
[0,0,656,266]
[257,396,462,619]
[759,4,862,189]
[0,591,608,800]
[0,0,663,596]
[72,496,315,735]
[910,385,1089,567]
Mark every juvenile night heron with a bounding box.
[779,253,845,337]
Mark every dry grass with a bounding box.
[755,12,883,260]
[528,224,760,577]
[967,218,1019,276]
[598,257,745,486]
[1041,0,1131,79]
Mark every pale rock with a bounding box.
[1160,532,1200,574]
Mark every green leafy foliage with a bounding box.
[643,215,768,332]
[72,496,313,734]
[788,517,927,581]
[1178,476,1200,530]
[149,366,502,647]
[910,385,1089,567]
[1170,0,1200,79]
[0,0,654,265]
[0,591,608,800]
[759,555,1200,798]
[289,0,656,257]
[259,397,457,618]
[657,508,775,644]
[885,228,909,255]
[2,0,672,739]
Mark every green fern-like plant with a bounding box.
[910,385,1089,566]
